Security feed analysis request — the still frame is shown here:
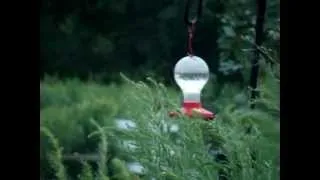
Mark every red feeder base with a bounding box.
[169,101,215,120]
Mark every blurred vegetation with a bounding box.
[40,70,279,180]
[40,0,280,179]
[40,0,279,85]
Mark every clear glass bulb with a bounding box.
[174,56,209,103]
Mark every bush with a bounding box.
[40,70,279,180]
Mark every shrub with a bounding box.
[40,69,279,180]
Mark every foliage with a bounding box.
[41,0,280,179]
[40,0,279,85]
[40,64,279,180]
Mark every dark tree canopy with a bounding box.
[40,0,279,85]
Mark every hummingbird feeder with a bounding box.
[169,0,215,120]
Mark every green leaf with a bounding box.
[223,26,236,37]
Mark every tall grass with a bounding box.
[40,62,279,180]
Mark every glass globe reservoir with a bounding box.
[174,56,209,103]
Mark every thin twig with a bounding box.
[62,153,100,162]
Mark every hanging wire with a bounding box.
[184,0,203,56]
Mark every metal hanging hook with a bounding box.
[184,0,203,25]
[184,0,203,55]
